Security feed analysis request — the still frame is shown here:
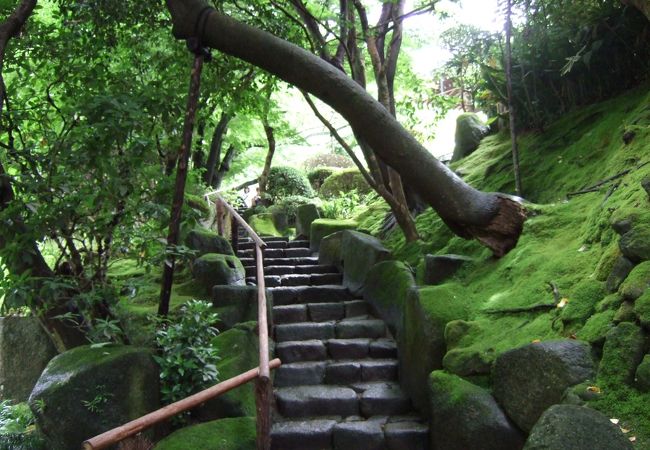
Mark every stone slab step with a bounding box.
[274,337,397,363]
[239,236,288,244]
[275,385,359,418]
[269,285,355,306]
[273,301,371,325]
[275,359,399,386]
[237,247,313,259]
[238,240,287,250]
[248,264,338,277]
[271,419,337,450]
[275,318,387,341]
[287,239,310,248]
[246,273,342,286]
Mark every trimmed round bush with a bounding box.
[303,152,353,170]
[265,166,314,201]
[307,167,336,190]
[270,195,321,226]
[320,168,372,198]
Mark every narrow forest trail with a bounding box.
[236,234,429,450]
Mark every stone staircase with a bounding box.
[236,235,429,450]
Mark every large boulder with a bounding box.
[523,405,632,450]
[28,345,159,450]
[606,256,635,293]
[576,310,616,345]
[195,323,270,421]
[318,230,344,269]
[211,286,273,330]
[428,371,525,450]
[635,354,650,392]
[560,280,605,325]
[185,228,233,256]
[422,254,473,285]
[634,290,650,328]
[398,285,468,413]
[310,219,357,252]
[619,261,650,300]
[154,417,255,450]
[619,224,650,263]
[341,231,392,296]
[363,260,415,336]
[492,340,595,432]
[598,322,645,385]
[295,203,320,238]
[192,253,245,295]
[451,113,490,162]
[0,316,57,402]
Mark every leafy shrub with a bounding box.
[303,152,353,170]
[242,205,267,223]
[154,300,220,408]
[307,167,336,191]
[265,166,314,201]
[319,168,372,198]
[271,195,321,226]
[0,401,44,450]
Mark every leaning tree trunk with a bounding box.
[204,112,232,186]
[258,121,275,196]
[165,0,526,256]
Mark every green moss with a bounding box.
[591,385,650,448]
[248,213,282,237]
[561,279,605,324]
[576,310,616,344]
[595,294,624,313]
[619,261,650,300]
[594,243,622,281]
[154,417,255,450]
[634,290,650,328]
[364,260,415,334]
[310,219,358,251]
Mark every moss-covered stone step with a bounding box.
[275,385,359,417]
[247,264,339,277]
[270,417,428,450]
[276,338,397,363]
[275,318,387,342]
[238,240,288,251]
[245,273,342,287]
[239,236,288,244]
[275,358,399,387]
[240,256,319,267]
[273,300,368,325]
[269,285,355,306]
[237,247,312,259]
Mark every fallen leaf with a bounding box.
[629,436,636,442]
[532,339,541,343]
[557,298,569,308]
[586,386,601,393]
[621,428,630,434]
[610,418,620,425]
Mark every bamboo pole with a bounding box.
[82,359,281,450]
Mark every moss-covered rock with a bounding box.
[561,280,605,324]
[492,340,596,432]
[428,371,524,450]
[523,404,633,450]
[195,324,267,420]
[318,230,344,268]
[595,294,624,313]
[422,254,474,285]
[598,322,646,385]
[606,256,635,293]
[192,253,245,295]
[613,300,636,323]
[398,285,469,413]
[154,417,255,450]
[248,213,283,237]
[452,113,490,162]
[619,224,650,263]
[295,203,320,238]
[319,168,371,198]
[619,260,650,300]
[211,286,273,331]
[341,231,392,296]
[363,260,415,336]
[309,219,357,252]
[595,244,622,282]
[634,290,650,328]
[0,316,57,402]
[635,354,650,392]
[185,228,233,256]
[443,347,495,377]
[28,345,159,450]
[576,310,616,344]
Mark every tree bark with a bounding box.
[258,122,276,195]
[165,0,526,256]
[505,0,523,197]
[212,144,236,190]
[203,111,232,186]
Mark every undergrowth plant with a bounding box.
[153,300,220,410]
[0,401,44,450]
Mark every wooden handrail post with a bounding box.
[216,198,225,236]
[255,243,271,449]
[231,215,239,250]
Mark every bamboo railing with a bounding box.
[83,193,278,450]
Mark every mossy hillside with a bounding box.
[154,417,255,450]
[319,168,372,198]
[248,213,283,237]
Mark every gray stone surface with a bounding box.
[319,231,345,269]
[369,339,398,359]
[328,339,371,359]
[325,361,361,384]
[275,386,359,417]
[185,228,233,256]
[275,361,326,387]
[212,285,273,329]
[271,419,337,450]
[341,231,392,296]
[29,345,159,450]
[275,322,336,342]
[523,405,632,450]
[193,253,245,294]
[384,421,428,450]
[309,302,345,322]
[296,203,321,238]
[0,316,57,402]
[273,304,308,324]
[276,339,327,363]
[492,340,595,432]
[423,254,473,285]
[360,383,411,417]
[333,420,384,450]
[619,226,650,262]
[336,319,386,339]
[429,370,525,450]
[452,113,490,161]
[606,256,635,293]
[361,360,398,381]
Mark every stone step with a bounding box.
[240,256,320,267]
[238,240,287,250]
[270,417,428,450]
[287,239,310,248]
[273,300,368,325]
[269,285,355,306]
[275,318,387,342]
[275,337,397,363]
[275,386,359,418]
[274,359,399,387]
[246,273,343,287]
[237,247,313,259]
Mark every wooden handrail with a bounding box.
[82,359,281,450]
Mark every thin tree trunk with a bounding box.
[192,118,206,169]
[505,0,523,196]
[212,144,236,190]
[165,0,526,256]
[159,51,205,316]
[258,122,275,195]
[204,112,231,186]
